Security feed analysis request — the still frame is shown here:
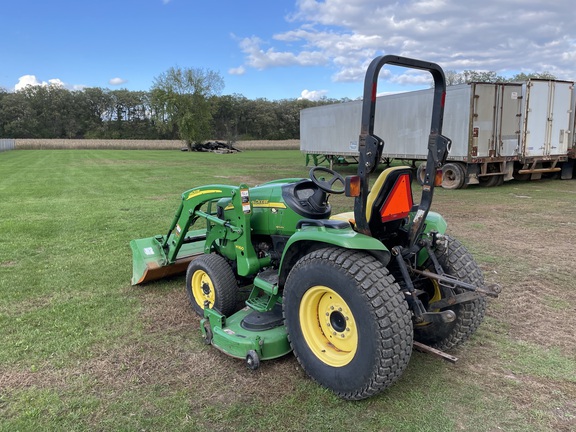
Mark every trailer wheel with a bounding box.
[416,163,426,185]
[479,174,501,187]
[283,247,412,400]
[441,163,466,190]
[513,171,531,181]
[479,163,503,187]
[186,254,237,317]
[415,236,487,351]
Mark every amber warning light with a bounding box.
[345,176,361,197]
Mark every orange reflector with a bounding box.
[434,169,443,186]
[379,174,413,222]
[345,175,361,197]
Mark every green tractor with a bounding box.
[130,55,499,400]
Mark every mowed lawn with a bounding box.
[1,149,575,431]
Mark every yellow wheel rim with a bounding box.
[416,279,442,327]
[191,270,215,309]
[430,280,442,307]
[299,285,358,367]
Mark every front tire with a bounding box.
[185,254,237,317]
[283,247,413,400]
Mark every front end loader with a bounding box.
[130,55,499,400]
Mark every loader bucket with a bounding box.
[130,235,205,285]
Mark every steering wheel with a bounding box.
[309,167,345,194]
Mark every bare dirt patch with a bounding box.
[0,285,300,410]
[433,190,576,357]
[1,285,303,411]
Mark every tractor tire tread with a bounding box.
[186,254,237,317]
[284,247,412,400]
[427,236,486,351]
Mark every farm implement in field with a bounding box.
[130,55,499,400]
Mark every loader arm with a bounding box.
[162,184,261,276]
[353,55,451,250]
[130,184,262,285]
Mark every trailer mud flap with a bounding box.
[130,236,205,285]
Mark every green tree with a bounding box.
[274,98,322,139]
[80,87,113,138]
[211,93,249,143]
[0,91,37,137]
[462,70,505,83]
[509,71,556,81]
[150,67,224,150]
[444,70,557,86]
[23,84,73,138]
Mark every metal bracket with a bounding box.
[413,341,458,363]
[420,309,457,323]
[428,291,483,310]
[411,268,500,298]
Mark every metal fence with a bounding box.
[0,139,15,152]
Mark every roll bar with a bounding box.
[353,55,452,250]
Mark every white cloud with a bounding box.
[299,89,328,101]
[390,70,433,86]
[15,75,65,91]
[238,36,328,69]
[228,66,246,75]
[237,0,576,85]
[47,78,65,87]
[15,75,41,90]
[109,77,127,86]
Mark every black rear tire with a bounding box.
[414,236,487,351]
[185,254,237,317]
[283,247,413,400]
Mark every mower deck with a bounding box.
[201,303,291,367]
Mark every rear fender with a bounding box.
[420,211,447,235]
[278,225,390,287]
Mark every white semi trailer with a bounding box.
[300,79,576,188]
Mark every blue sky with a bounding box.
[2,0,576,101]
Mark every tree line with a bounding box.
[0,84,334,142]
[445,69,556,85]
[0,67,555,144]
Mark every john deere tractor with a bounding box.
[130,55,499,400]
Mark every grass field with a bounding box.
[14,139,300,150]
[1,149,575,431]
